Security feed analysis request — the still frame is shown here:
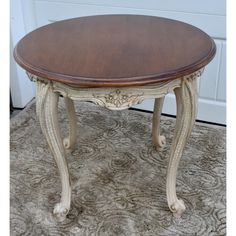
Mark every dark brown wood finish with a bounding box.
[14,15,216,87]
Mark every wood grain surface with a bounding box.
[14,15,216,87]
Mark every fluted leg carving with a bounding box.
[36,81,71,221]
[27,69,203,220]
[152,97,166,151]
[166,77,197,218]
[63,97,77,153]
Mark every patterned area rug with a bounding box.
[10,100,226,236]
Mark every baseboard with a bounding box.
[133,94,226,125]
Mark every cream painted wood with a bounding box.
[63,97,77,153]
[152,97,166,151]
[52,79,183,110]
[35,79,71,222]
[27,68,203,220]
[166,75,197,218]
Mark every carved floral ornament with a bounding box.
[104,89,142,107]
[93,89,144,109]
[27,68,204,110]
[25,67,204,220]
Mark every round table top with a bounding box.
[14,15,216,87]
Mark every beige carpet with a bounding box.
[10,100,226,236]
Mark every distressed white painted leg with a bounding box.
[152,97,166,151]
[36,81,71,221]
[166,77,197,218]
[27,69,203,220]
[63,97,77,153]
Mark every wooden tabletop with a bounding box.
[14,15,216,87]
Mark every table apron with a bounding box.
[25,67,204,220]
[27,68,203,111]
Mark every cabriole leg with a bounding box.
[63,97,77,153]
[152,97,166,151]
[166,77,197,218]
[36,81,71,221]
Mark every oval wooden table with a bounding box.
[14,15,216,221]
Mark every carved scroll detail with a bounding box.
[35,80,71,221]
[93,89,144,109]
[166,72,199,218]
[26,68,204,220]
[52,79,182,110]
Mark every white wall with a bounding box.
[11,0,226,124]
[10,0,36,108]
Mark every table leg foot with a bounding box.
[166,77,197,217]
[63,97,77,153]
[170,199,186,218]
[36,81,71,221]
[152,97,166,151]
[53,202,70,222]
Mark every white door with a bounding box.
[11,0,226,124]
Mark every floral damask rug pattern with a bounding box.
[10,100,226,236]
